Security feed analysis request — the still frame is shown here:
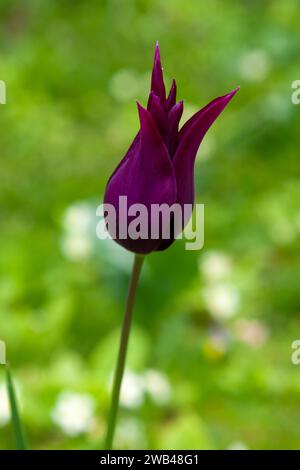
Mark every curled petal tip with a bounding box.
[165,79,177,111]
[229,86,240,96]
[154,42,161,61]
[136,101,159,138]
[136,101,147,123]
[136,99,143,114]
[151,42,166,102]
[136,100,147,113]
[217,86,240,107]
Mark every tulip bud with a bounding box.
[104,43,239,254]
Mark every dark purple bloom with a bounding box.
[104,43,239,254]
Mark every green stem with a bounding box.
[104,254,145,450]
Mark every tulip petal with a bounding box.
[147,91,167,139]
[173,88,239,208]
[165,79,177,111]
[150,42,166,104]
[106,131,140,186]
[167,100,183,158]
[104,103,177,254]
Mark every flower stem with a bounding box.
[104,254,145,449]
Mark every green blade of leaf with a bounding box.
[5,365,28,450]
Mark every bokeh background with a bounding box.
[1,0,300,450]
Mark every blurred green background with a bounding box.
[1,0,300,450]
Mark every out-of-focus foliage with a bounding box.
[1,0,300,450]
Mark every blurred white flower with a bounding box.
[0,383,10,427]
[52,391,95,436]
[61,236,92,261]
[227,441,248,450]
[117,368,172,409]
[239,49,270,82]
[200,251,232,282]
[234,319,269,348]
[120,371,144,409]
[203,283,240,319]
[61,202,95,261]
[143,369,171,405]
[109,69,140,102]
[116,417,146,448]
[63,203,95,232]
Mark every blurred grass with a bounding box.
[5,365,28,449]
[1,0,300,450]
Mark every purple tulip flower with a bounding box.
[104,43,239,254]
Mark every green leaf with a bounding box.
[5,365,28,450]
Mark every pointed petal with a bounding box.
[178,87,240,147]
[173,87,239,208]
[165,79,177,111]
[104,103,177,254]
[147,91,167,138]
[167,100,183,158]
[150,42,166,104]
